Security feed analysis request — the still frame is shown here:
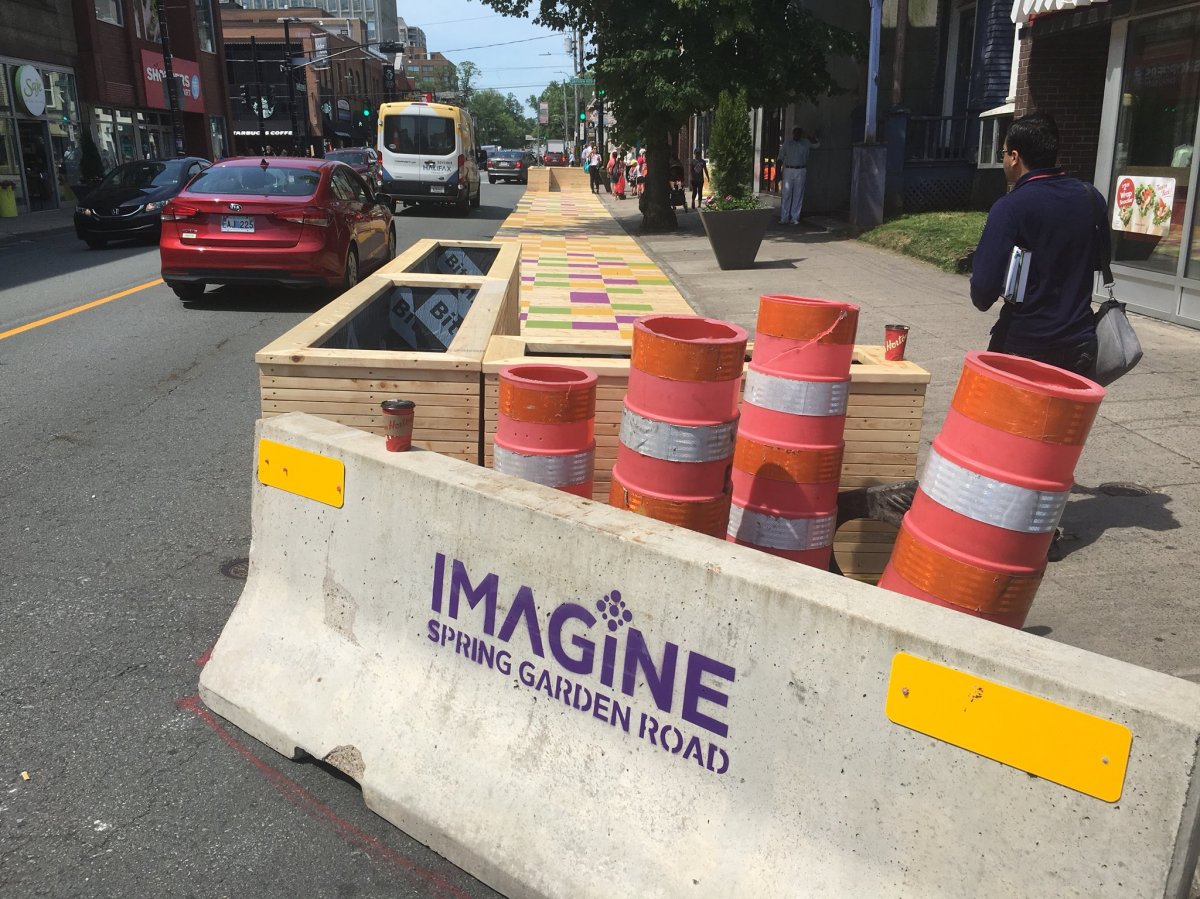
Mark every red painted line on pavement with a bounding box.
[177,694,470,899]
[195,644,215,666]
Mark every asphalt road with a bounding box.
[0,183,525,899]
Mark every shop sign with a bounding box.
[140,50,204,113]
[1112,175,1175,236]
[13,65,47,117]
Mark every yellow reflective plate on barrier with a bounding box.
[886,652,1132,802]
[257,440,345,508]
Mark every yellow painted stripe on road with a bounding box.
[886,652,1132,802]
[258,439,346,508]
[0,278,163,341]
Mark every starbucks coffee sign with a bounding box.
[14,65,47,117]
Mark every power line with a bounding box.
[412,13,502,26]
[439,34,561,53]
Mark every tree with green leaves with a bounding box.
[478,0,858,230]
[527,80,571,147]
[457,61,481,103]
[469,89,533,148]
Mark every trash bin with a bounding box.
[0,183,18,218]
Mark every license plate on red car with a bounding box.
[221,215,255,233]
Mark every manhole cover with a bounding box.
[220,558,250,580]
[1098,482,1154,497]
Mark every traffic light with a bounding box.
[578,111,586,121]
[377,41,401,54]
[597,87,606,98]
[240,84,250,105]
[362,104,372,118]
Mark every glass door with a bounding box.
[18,120,57,210]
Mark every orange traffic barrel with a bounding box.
[879,352,1105,627]
[494,364,597,498]
[728,295,859,568]
[611,315,747,537]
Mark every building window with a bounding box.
[95,0,124,26]
[195,0,216,53]
[977,114,1011,169]
[1109,7,1200,278]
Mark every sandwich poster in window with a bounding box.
[1112,176,1175,236]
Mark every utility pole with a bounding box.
[281,17,301,155]
[251,36,266,144]
[155,0,185,154]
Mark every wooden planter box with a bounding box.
[257,239,521,463]
[482,336,929,582]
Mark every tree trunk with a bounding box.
[639,130,677,233]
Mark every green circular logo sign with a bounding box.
[14,65,46,117]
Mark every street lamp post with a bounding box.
[155,0,185,154]
[251,36,266,144]
[281,17,302,155]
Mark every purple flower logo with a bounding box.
[595,590,633,632]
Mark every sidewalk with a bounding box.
[0,206,76,242]
[602,192,1200,684]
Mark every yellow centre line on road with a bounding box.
[0,278,163,341]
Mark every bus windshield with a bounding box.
[381,114,456,156]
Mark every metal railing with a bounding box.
[905,116,972,162]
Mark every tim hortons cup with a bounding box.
[884,325,910,361]
[380,399,416,452]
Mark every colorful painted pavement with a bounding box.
[494,192,694,343]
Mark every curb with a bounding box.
[0,224,76,243]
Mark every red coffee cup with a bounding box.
[381,399,416,451]
[884,325,909,361]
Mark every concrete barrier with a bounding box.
[201,412,1200,899]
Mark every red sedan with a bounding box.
[159,157,395,301]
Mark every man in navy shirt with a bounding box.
[970,113,1111,375]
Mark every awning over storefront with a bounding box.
[1011,0,1108,24]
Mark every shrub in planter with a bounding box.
[700,90,772,270]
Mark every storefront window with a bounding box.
[1109,8,1200,277]
[93,107,138,169]
[95,0,124,26]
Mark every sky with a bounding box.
[396,0,577,115]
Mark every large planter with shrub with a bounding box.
[699,206,774,270]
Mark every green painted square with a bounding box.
[606,288,644,294]
[611,303,655,311]
[527,306,574,314]
[524,320,575,329]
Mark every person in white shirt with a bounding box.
[777,127,819,225]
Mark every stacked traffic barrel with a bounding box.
[610,315,748,537]
[879,352,1105,627]
[494,364,597,498]
[727,295,860,569]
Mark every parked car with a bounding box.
[325,147,380,185]
[488,150,537,184]
[543,150,568,167]
[74,157,210,249]
[158,157,395,301]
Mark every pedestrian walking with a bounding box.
[689,149,709,210]
[777,126,819,224]
[969,112,1110,376]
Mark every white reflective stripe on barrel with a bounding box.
[743,369,849,416]
[619,407,736,463]
[494,446,594,488]
[920,447,1069,533]
[727,504,836,550]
